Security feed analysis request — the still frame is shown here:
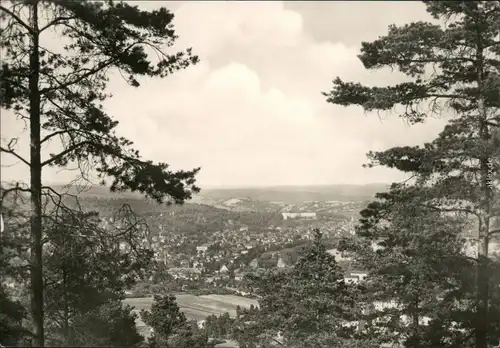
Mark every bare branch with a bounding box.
[43,277,60,289]
[418,203,479,217]
[272,337,285,346]
[0,5,34,34]
[39,16,76,33]
[1,183,31,205]
[41,141,90,167]
[40,129,73,145]
[488,229,500,237]
[0,147,30,165]
[0,139,30,166]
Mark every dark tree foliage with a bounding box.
[325,1,500,347]
[204,312,234,340]
[69,301,143,348]
[0,186,33,346]
[338,185,490,347]
[42,208,153,346]
[0,187,155,346]
[234,229,378,348]
[0,0,200,203]
[0,285,31,347]
[0,1,200,345]
[140,294,214,348]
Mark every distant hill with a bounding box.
[25,183,388,205]
[197,184,389,204]
[49,184,142,199]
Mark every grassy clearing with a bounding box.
[123,294,258,322]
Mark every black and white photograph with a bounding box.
[1,1,499,347]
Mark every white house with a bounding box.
[327,248,350,261]
[196,245,208,253]
[350,270,368,281]
[282,212,317,220]
[344,276,360,284]
[277,257,286,268]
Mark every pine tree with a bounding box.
[324,1,500,347]
[338,186,485,347]
[0,285,30,346]
[42,208,153,346]
[236,229,376,348]
[0,185,33,346]
[141,295,214,348]
[69,301,143,347]
[0,1,200,345]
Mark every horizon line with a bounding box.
[41,182,391,190]
[1,180,392,191]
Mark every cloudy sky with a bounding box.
[1,1,450,188]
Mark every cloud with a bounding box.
[1,1,447,187]
[172,1,305,56]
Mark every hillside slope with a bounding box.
[198,183,388,204]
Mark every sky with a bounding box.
[1,1,451,188]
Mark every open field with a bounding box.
[123,294,259,334]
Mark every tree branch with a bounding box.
[488,229,500,237]
[0,5,34,34]
[1,184,31,203]
[39,16,77,33]
[40,129,73,145]
[418,203,478,217]
[0,146,30,166]
[272,337,285,346]
[39,42,138,95]
[40,141,90,167]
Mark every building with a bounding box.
[327,248,350,261]
[168,267,201,280]
[344,276,359,284]
[350,270,368,281]
[249,258,259,268]
[196,245,208,253]
[277,257,286,268]
[344,270,368,284]
[282,212,317,220]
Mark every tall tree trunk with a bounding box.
[476,30,491,348]
[412,294,419,341]
[63,268,70,346]
[28,1,44,346]
[477,137,492,348]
